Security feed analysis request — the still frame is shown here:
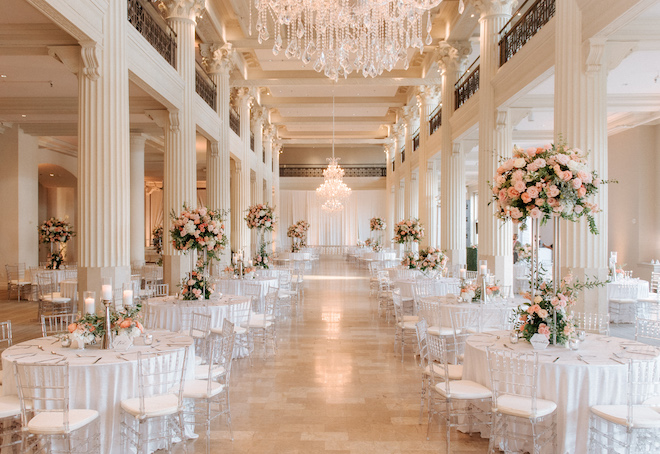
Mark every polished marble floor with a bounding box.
[0,257,639,453]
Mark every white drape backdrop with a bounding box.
[277,189,386,248]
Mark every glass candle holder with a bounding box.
[509,331,519,344]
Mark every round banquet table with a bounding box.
[463,331,660,453]
[213,276,278,310]
[148,295,251,332]
[2,331,194,454]
[422,298,518,331]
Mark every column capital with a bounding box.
[199,43,236,75]
[401,104,418,124]
[263,123,276,141]
[417,85,440,106]
[392,123,406,141]
[130,133,148,149]
[235,87,254,108]
[471,0,517,19]
[496,108,508,130]
[158,0,205,23]
[80,42,100,80]
[452,142,462,155]
[251,106,269,127]
[437,41,472,74]
[209,140,219,158]
[585,37,607,73]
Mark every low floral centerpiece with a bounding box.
[114,304,145,339]
[67,315,102,347]
[401,251,418,269]
[245,203,276,231]
[459,281,477,303]
[515,274,603,345]
[417,247,447,275]
[67,304,144,347]
[491,143,602,233]
[181,259,214,300]
[39,217,75,270]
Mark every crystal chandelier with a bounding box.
[316,94,351,211]
[252,0,442,81]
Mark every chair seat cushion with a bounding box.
[428,326,454,337]
[425,363,463,381]
[496,394,557,418]
[194,364,226,380]
[591,405,660,428]
[403,315,420,323]
[121,394,179,418]
[28,409,99,435]
[434,380,492,400]
[609,298,637,304]
[182,379,224,399]
[0,395,22,418]
[10,280,31,285]
[234,325,247,335]
[397,321,418,330]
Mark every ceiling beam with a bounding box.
[260,94,408,108]
[232,77,442,87]
[280,138,390,145]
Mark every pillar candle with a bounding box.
[84,297,95,315]
[480,264,487,275]
[101,284,112,301]
[123,289,133,307]
[459,268,466,279]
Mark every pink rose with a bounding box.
[577,170,592,184]
[535,198,545,206]
[547,197,557,206]
[510,207,523,219]
[572,178,582,189]
[526,186,539,199]
[538,323,550,338]
[527,304,541,314]
[537,309,548,319]
[577,187,587,197]
[530,207,542,219]
[574,205,584,214]
[547,185,560,198]
[521,193,532,204]
[526,147,537,157]
[507,187,520,198]
[563,170,573,181]
[514,181,526,192]
[556,154,570,165]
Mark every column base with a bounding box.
[561,266,609,315]
[481,254,514,289]
[163,254,191,296]
[77,266,131,314]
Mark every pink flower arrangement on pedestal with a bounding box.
[245,203,276,231]
[369,217,386,231]
[170,204,227,261]
[491,143,602,234]
[417,247,448,274]
[393,218,424,244]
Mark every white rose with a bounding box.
[513,158,526,168]
[259,210,266,217]
[567,160,585,172]
[265,221,271,227]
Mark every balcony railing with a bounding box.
[412,129,420,152]
[229,109,240,136]
[401,147,406,164]
[455,58,480,110]
[250,132,255,151]
[263,147,266,163]
[429,106,442,135]
[127,0,177,68]
[280,167,386,178]
[392,160,395,173]
[195,62,216,110]
[499,0,556,66]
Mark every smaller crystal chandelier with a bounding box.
[316,94,351,212]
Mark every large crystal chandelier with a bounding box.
[316,94,352,211]
[252,0,442,81]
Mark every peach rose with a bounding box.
[530,207,542,219]
[521,193,532,204]
[563,170,573,181]
[526,186,539,199]
[537,309,549,319]
[120,319,132,329]
[577,187,587,197]
[572,178,582,189]
[68,323,77,333]
[507,187,520,198]
[537,323,550,337]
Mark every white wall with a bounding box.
[608,125,660,280]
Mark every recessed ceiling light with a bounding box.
[49,173,54,177]
[0,74,6,78]
[471,13,475,17]
[21,114,27,118]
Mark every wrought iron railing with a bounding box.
[229,109,240,136]
[499,0,556,66]
[263,147,266,163]
[127,0,177,68]
[195,62,216,109]
[412,129,420,152]
[392,160,395,173]
[455,58,480,110]
[429,106,442,135]
[279,167,386,178]
[250,132,255,151]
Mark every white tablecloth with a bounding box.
[2,331,194,454]
[149,295,251,331]
[213,277,278,304]
[394,277,461,299]
[463,331,660,453]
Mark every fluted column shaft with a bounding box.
[77,0,130,309]
[130,134,146,266]
[161,1,201,292]
[476,1,514,284]
[234,92,253,257]
[555,0,609,312]
[425,160,439,247]
[417,90,437,248]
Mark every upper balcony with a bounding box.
[499,0,556,66]
[127,0,177,69]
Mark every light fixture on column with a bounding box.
[251,0,442,81]
[316,93,351,212]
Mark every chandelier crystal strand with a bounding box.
[316,92,351,212]
[252,0,442,81]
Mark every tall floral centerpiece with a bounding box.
[369,217,386,251]
[152,226,163,265]
[417,247,448,277]
[170,205,227,300]
[492,143,602,345]
[245,203,276,263]
[39,217,75,269]
[393,218,424,254]
[287,220,309,253]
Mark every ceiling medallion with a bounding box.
[252,0,442,81]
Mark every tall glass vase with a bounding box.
[552,216,561,346]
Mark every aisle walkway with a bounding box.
[186,256,489,453]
